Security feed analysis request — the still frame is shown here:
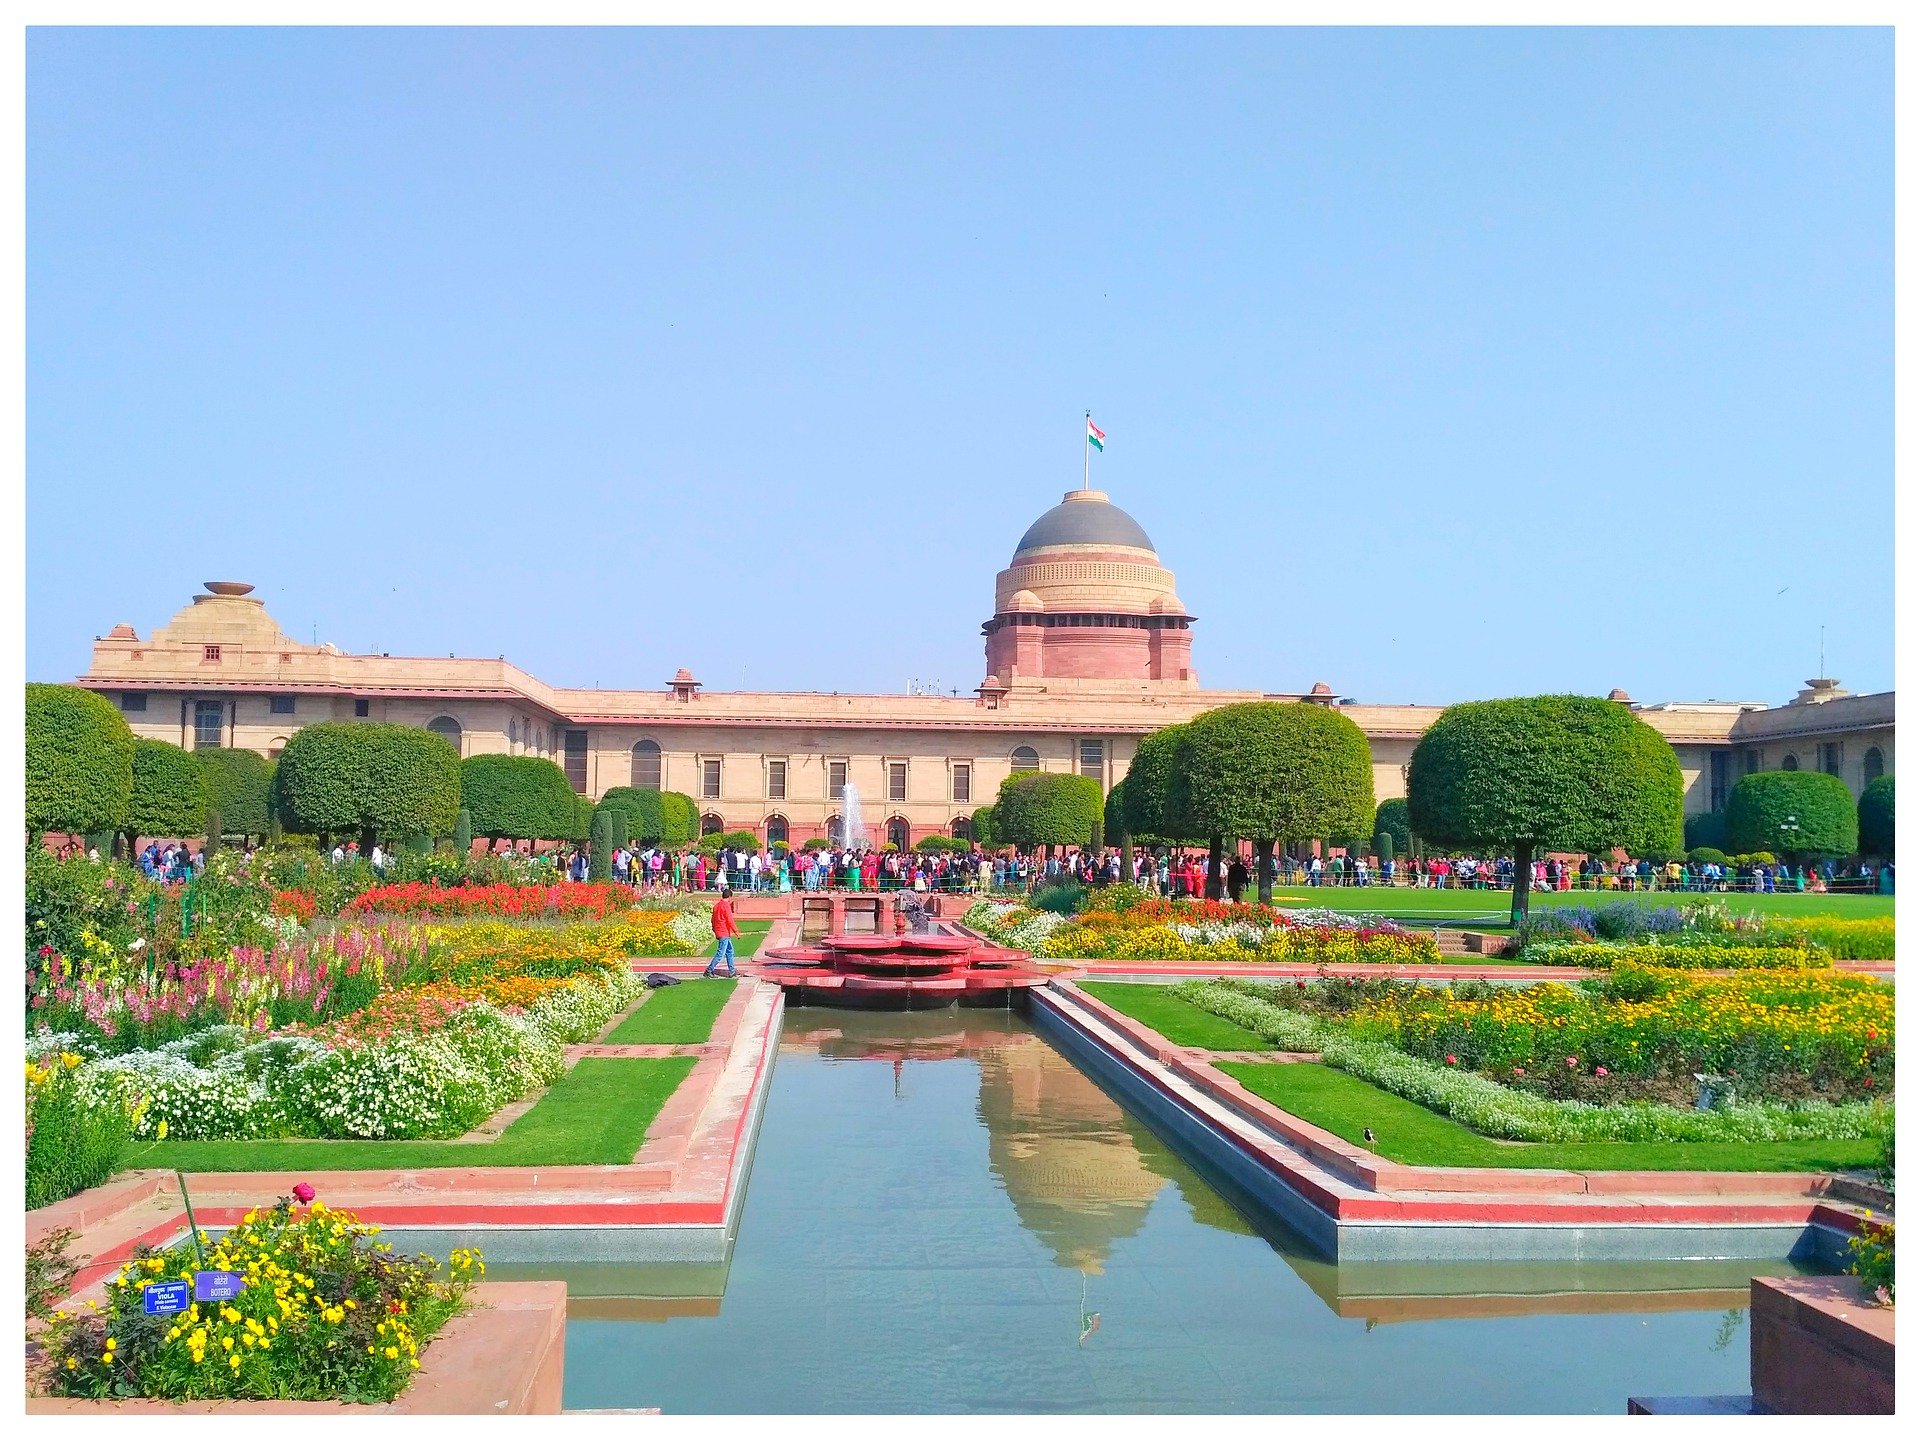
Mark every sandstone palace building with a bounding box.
[76,487,1895,849]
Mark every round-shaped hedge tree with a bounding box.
[1407,694,1683,924]
[1724,770,1858,863]
[1373,797,1413,859]
[275,722,462,855]
[970,805,1000,848]
[126,738,208,849]
[993,771,1103,856]
[1857,775,1894,861]
[194,748,276,843]
[1168,701,1376,904]
[460,754,577,846]
[1119,723,1193,845]
[26,684,135,839]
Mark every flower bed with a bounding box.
[418,911,704,976]
[964,898,1440,965]
[1764,916,1895,962]
[1521,938,1832,970]
[36,1197,481,1403]
[349,881,636,920]
[1176,978,1891,1143]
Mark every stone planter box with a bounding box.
[28,1281,565,1415]
[1750,1274,1893,1415]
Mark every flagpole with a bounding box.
[1082,410,1090,491]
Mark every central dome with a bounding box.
[1012,489,1155,557]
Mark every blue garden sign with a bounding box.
[142,1280,191,1316]
[194,1270,245,1302]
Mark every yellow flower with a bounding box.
[65,1357,78,1370]
[104,1338,116,1352]
[155,1119,169,1140]
[61,1051,82,1069]
[386,1346,400,1359]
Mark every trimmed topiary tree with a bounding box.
[453,807,474,857]
[1373,798,1413,859]
[1724,770,1858,863]
[1375,830,1395,869]
[1168,701,1376,904]
[1683,808,1729,854]
[275,722,462,856]
[125,738,208,850]
[460,754,577,846]
[194,748,275,844]
[993,771,1103,856]
[1858,775,1894,861]
[609,810,628,851]
[26,684,135,839]
[1120,723,1194,846]
[1407,694,1683,924]
[589,808,614,882]
[970,805,999,848]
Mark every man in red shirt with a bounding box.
[703,886,740,978]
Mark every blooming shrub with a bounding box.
[1522,939,1833,971]
[1761,916,1895,962]
[350,881,634,920]
[270,889,319,924]
[37,1197,481,1403]
[422,912,698,978]
[1849,1220,1894,1303]
[1178,979,1890,1144]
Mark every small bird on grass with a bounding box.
[1363,1127,1376,1145]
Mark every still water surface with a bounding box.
[503,1009,1813,1413]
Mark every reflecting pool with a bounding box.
[500,1009,1819,1413]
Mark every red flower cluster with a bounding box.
[1130,898,1292,927]
[271,890,319,923]
[349,881,633,920]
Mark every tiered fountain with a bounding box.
[760,895,1049,1009]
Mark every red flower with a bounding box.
[1445,1054,1457,1065]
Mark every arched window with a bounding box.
[427,716,462,751]
[765,815,789,845]
[508,720,519,750]
[1010,745,1040,773]
[951,815,972,840]
[825,814,844,846]
[1781,753,1799,772]
[1864,747,1886,784]
[632,739,662,790]
[886,817,911,851]
[700,812,724,836]
[268,737,288,761]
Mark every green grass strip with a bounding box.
[1080,981,1275,1051]
[1219,1061,1881,1174]
[604,978,737,1045]
[140,1057,697,1173]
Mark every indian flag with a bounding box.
[1086,417,1106,451]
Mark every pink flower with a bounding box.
[1512,1067,1525,1076]
[1595,1066,1609,1078]
[292,1182,316,1204]
[1566,1056,1578,1068]
[1445,1054,1457,1065]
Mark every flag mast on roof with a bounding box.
[1083,412,1105,490]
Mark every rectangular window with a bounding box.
[1745,748,1761,775]
[1820,742,1842,777]
[702,758,722,800]
[1709,751,1730,811]
[952,763,972,804]
[564,729,589,792]
[119,692,147,713]
[270,695,296,715]
[354,698,370,718]
[193,699,224,749]
[887,761,908,804]
[767,760,787,800]
[828,758,848,800]
[1078,738,1104,780]
[202,644,222,663]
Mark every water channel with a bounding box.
[496,1008,1820,1413]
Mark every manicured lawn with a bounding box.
[604,978,737,1044]
[141,1056,697,1173]
[1255,885,1893,928]
[1220,1061,1881,1173]
[1080,981,1275,1051]
[696,919,772,959]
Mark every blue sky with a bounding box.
[27,27,1892,704]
